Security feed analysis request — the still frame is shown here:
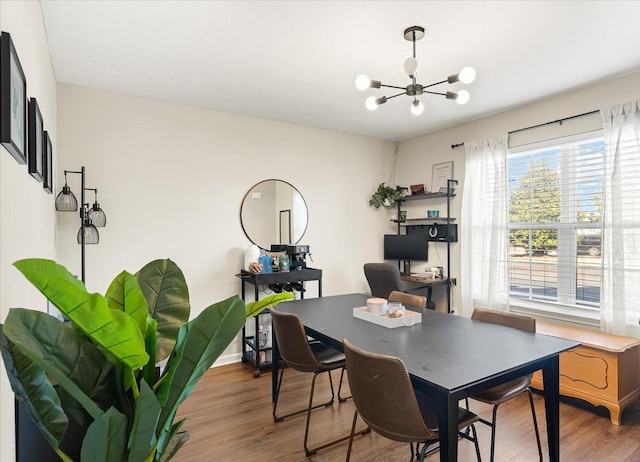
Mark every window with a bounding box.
[507,133,604,311]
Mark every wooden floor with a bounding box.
[174,362,640,461]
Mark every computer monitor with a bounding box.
[383,234,429,275]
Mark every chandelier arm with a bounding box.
[379,84,407,91]
[421,79,449,89]
[423,90,448,97]
[384,91,409,100]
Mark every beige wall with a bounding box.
[0,2,58,460]
[56,83,394,356]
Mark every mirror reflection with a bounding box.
[240,179,308,250]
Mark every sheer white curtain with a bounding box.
[460,135,510,317]
[600,100,640,337]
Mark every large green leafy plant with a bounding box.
[0,258,292,461]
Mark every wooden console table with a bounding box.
[531,320,640,425]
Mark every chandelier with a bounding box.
[355,26,476,115]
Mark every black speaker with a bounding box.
[407,223,458,242]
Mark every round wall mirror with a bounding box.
[240,179,309,250]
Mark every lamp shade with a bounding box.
[88,203,107,227]
[55,186,78,211]
[77,222,99,245]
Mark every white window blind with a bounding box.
[507,132,604,310]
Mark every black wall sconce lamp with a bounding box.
[54,166,106,283]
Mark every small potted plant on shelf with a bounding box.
[368,183,407,209]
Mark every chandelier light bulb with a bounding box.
[403,57,419,76]
[458,67,476,84]
[355,74,371,91]
[410,99,424,115]
[456,90,470,105]
[365,96,379,111]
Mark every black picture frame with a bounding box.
[28,98,44,182]
[43,130,53,193]
[0,32,27,164]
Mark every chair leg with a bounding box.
[470,424,482,462]
[273,366,335,422]
[304,372,368,456]
[527,388,543,462]
[345,410,358,462]
[482,392,541,462]
[337,366,351,402]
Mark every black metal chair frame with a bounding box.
[468,308,543,462]
[271,309,367,457]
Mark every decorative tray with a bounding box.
[352,306,422,329]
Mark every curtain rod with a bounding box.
[450,109,600,149]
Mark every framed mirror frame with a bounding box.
[240,179,308,250]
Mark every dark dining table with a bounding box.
[271,293,579,462]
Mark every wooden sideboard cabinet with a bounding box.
[531,320,640,425]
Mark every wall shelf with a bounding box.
[393,179,458,313]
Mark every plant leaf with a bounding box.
[127,380,161,462]
[154,295,245,456]
[135,259,190,362]
[80,407,128,462]
[106,270,149,336]
[245,292,294,318]
[0,324,70,458]
[3,308,119,419]
[158,421,189,462]
[14,258,149,371]
[142,316,159,387]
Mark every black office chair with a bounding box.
[270,307,366,456]
[343,338,482,462]
[468,308,543,462]
[363,262,406,298]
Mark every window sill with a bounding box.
[509,298,601,330]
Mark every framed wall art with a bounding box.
[0,31,28,164]
[431,161,453,193]
[28,98,44,182]
[43,130,53,193]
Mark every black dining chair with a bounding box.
[468,308,543,462]
[363,262,406,299]
[270,307,367,456]
[343,338,482,462]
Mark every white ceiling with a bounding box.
[40,1,640,142]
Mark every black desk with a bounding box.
[401,273,454,311]
[272,293,579,462]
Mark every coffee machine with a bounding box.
[287,245,310,270]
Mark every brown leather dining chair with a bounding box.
[343,338,482,462]
[388,290,427,309]
[270,307,367,456]
[469,308,543,462]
